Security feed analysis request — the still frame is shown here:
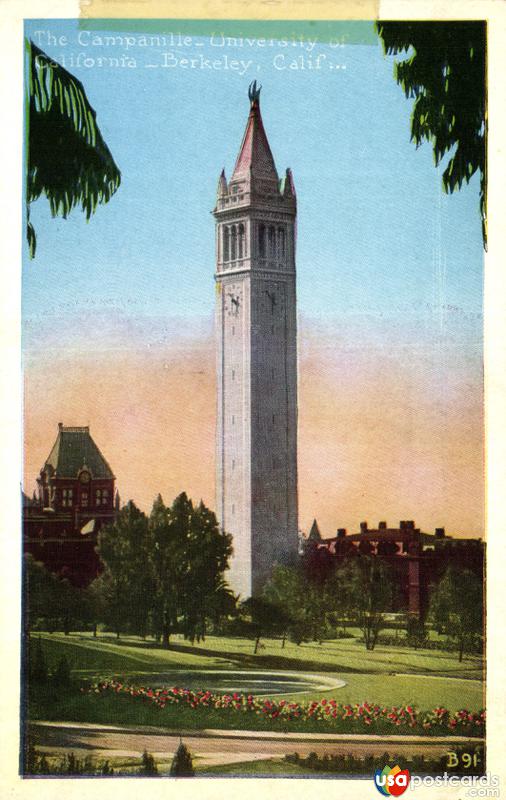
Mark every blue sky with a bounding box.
[22,19,484,535]
[23,19,483,327]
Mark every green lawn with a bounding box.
[36,631,483,679]
[28,631,484,719]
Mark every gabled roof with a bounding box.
[231,96,278,182]
[44,424,114,479]
[308,519,322,541]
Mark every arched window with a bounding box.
[231,225,237,261]
[238,223,245,259]
[278,227,286,259]
[223,226,229,262]
[258,223,266,258]
[268,226,276,258]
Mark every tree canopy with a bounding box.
[376,21,487,247]
[95,493,233,646]
[26,40,121,257]
[429,566,483,661]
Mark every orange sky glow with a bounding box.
[23,312,484,539]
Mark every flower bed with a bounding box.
[82,680,485,736]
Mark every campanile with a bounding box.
[214,83,298,597]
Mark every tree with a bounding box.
[181,499,233,643]
[26,40,121,257]
[406,615,428,650]
[23,554,87,635]
[148,493,233,648]
[262,564,327,646]
[376,22,487,247]
[148,493,189,647]
[96,501,151,638]
[240,596,289,654]
[339,556,394,650]
[429,566,483,661]
[23,554,60,633]
[170,740,195,777]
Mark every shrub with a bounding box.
[52,656,72,687]
[30,638,48,683]
[170,741,194,777]
[139,750,158,776]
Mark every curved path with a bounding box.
[30,721,483,769]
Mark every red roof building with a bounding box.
[23,423,118,586]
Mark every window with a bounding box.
[238,223,245,258]
[96,488,109,506]
[258,224,266,257]
[81,491,88,508]
[62,488,73,507]
[278,227,286,259]
[268,226,276,258]
[223,226,230,261]
[231,225,237,260]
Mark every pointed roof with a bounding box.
[308,519,322,542]
[44,424,114,479]
[231,84,278,182]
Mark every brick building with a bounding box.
[23,423,118,586]
[302,519,484,617]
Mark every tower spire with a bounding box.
[230,85,278,185]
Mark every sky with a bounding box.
[23,19,484,537]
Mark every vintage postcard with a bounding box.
[2,0,506,798]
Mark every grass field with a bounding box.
[28,631,484,717]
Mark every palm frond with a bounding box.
[26,40,121,256]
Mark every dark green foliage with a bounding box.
[139,749,159,776]
[376,21,486,246]
[170,741,195,777]
[23,746,116,776]
[262,564,320,646]
[335,557,394,650]
[29,637,48,683]
[23,554,93,635]
[240,596,290,653]
[38,754,50,774]
[147,493,233,647]
[23,742,38,774]
[406,616,428,649]
[52,655,72,687]
[284,744,485,776]
[26,40,121,257]
[429,566,484,661]
[95,501,152,639]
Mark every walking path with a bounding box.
[30,721,484,768]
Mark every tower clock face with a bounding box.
[225,286,242,317]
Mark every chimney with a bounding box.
[360,521,368,534]
[378,521,387,530]
[435,527,445,538]
[400,521,406,530]
[337,528,346,538]
[58,422,63,430]
[406,520,415,530]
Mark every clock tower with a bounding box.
[214,83,298,598]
